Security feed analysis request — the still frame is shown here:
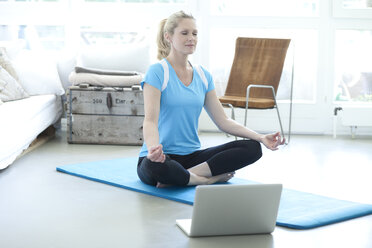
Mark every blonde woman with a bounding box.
[137,11,285,187]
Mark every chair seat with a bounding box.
[219,95,275,109]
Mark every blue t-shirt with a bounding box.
[139,59,215,157]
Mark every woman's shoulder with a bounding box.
[142,61,166,90]
[197,64,211,75]
[192,64,215,92]
[194,64,213,81]
[147,60,165,73]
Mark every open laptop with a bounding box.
[176,183,282,237]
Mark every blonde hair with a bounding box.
[157,11,195,60]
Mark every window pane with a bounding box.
[342,0,372,9]
[211,0,319,17]
[13,0,60,2]
[84,0,185,2]
[0,25,65,51]
[34,25,65,50]
[209,28,317,102]
[80,26,148,45]
[335,30,372,102]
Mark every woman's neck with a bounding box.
[166,52,190,70]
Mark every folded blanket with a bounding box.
[69,71,143,87]
[75,66,139,76]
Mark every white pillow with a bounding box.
[56,51,77,90]
[12,50,65,96]
[0,65,29,102]
[0,39,26,60]
[0,47,19,81]
[77,42,150,74]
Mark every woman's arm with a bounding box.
[142,83,165,162]
[204,89,285,150]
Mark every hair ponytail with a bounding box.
[156,11,195,60]
[157,18,170,60]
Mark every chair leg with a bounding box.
[245,85,287,144]
[287,48,295,144]
[288,91,293,143]
[271,88,287,145]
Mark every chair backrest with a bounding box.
[224,37,291,100]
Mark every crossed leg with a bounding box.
[138,140,262,188]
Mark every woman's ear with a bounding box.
[164,32,171,44]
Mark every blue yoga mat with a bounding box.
[56,157,372,229]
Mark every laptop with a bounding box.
[176,183,282,237]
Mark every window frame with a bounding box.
[332,0,372,18]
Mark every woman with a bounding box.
[137,11,285,187]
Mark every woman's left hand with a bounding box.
[260,132,285,151]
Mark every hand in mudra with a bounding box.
[147,144,166,163]
[261,132,285,151]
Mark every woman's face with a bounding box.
[167,18,198,56]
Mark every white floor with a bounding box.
[0,130,371,248]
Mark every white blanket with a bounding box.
[69,71,143,87]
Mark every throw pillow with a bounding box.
[77,42,150,74]
[0,65,29,102]
[0,47,19,81]
[0,39,26,60]
[12,50,65,96]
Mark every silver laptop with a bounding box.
[176,183,282,237]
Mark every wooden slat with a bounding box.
[18,126,56,158]
[68,88,144,116]
[67,114,144,145]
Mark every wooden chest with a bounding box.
[66,85,144,145]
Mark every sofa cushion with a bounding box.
[0,39,26,60]
[0,65,29,102]
[0,47,19,81]
[12,50,65,96]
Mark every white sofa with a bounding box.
[0,40,151,170]
[0,42,64,169]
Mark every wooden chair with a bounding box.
[219,37,293,143]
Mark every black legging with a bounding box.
[137,139,262,186]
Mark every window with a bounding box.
[334,30,372,102]
[80,26,147,45]
[84,0,185,2]
[0,25,64,51]
[210,0,319,17]
[342,0,372,9]
[333,0,372,18]
[0,0,186,55]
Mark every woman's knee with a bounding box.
[239,139,263,161]
[137,157,190,186]
[137,157,158,186]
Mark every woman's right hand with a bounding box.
[147,144,166,163]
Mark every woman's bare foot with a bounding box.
[187,171,235,186]
[156,182,171,188]
[156,172,236,187]
[215,171,235,183]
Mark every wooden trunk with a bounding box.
[66,85,144,145]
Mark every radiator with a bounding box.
[333,106,372,138]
